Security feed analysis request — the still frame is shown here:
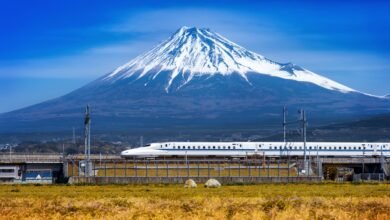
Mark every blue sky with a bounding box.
[1,0,390,113]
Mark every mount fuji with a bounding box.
[1,26,389,134]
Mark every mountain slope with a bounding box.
[103,26,354,93]
[0,26,389,134]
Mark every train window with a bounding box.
[353,147,356,150]
[203,146,205,149]
[233,146,236,149]
[240,144,242,147]
[339,147,341,150]
[344,147,347,150]
[208,146,210,149]
[274,147,277,150]
[213,146,216,149]
[178,146,181,149]
[223,146,226,149]
[218,146,220,149]
[193,146,195,149]
[165,144,168,147]
[173,146,176,149]
[309,147,312,150]
[319,147,322,150]
[228,146,231,149]
[289,146,292,149]
[197,146,200,149]
[299,147,302,150]
[358,147,361,150]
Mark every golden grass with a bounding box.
[0,183,389,219]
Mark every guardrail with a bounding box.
[0,154,121,163]
[320,157,382,164]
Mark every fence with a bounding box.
[353,173,386,182]
[66,158,322,178]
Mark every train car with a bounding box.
[120,142,390,158]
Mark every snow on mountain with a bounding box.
[103,26,355,93]
[3,27,390,134]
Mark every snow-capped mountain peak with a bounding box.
[104,26,355,93]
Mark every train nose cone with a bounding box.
[121,149,138,156]
[121,149,138,157]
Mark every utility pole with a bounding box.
[283,106,287,144]
[9,144,12,162]
[72,127,76,145]
[84,105,91,177]
[62,143,65,160]
[281,107,308,175]
[362,146,365,173]
[300,109,308,175]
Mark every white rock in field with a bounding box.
[204,179,221,188]
[184,179,197,188]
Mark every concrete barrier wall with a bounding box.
[69,176,322,184]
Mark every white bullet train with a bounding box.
[121,142,390,158]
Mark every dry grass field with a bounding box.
[0,183,389,219]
